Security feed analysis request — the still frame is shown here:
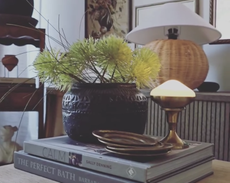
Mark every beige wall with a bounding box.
[40,0,85,50]
[201,0,230,91]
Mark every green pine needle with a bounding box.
[33,35,161,90]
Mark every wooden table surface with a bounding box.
[0,160,229,183]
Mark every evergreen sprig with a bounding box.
[33,34,161,91]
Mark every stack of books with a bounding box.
[14,135,214,183]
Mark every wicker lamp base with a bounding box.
[145,39,209,89]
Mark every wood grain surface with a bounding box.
[197,160,230,183]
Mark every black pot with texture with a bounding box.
[62,83,148,143]
[0,0,34,17]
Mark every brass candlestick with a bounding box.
[161,108,188,149]
[150,80,196,150]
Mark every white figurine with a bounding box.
[0,125,22,164]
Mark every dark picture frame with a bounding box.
[210,0,230,44]
[85,0,132,39]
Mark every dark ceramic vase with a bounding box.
[62,83,148,142]
[0,0,34,17]
[2,55,18,71]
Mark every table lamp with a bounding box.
[150,80,196,149]
[126,2,221,89]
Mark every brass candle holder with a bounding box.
[150,80,196,150]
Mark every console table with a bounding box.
[0,160,229,183]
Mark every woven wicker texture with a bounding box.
[145,39,209,89]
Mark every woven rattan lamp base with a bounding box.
[145,39,209,89]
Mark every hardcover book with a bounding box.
[23,136,214,182]
[14,151,214,183]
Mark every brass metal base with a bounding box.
[151,87,195,150]
[160,130,189,149]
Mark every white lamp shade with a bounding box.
[126,2,221,45]
[150,80,196,97]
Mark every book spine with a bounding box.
[24,142,146,182]
[14,151,137,183]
